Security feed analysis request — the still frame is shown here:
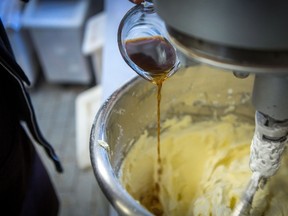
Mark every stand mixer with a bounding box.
[122,0,288,214]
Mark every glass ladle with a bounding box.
[118,1,180,84]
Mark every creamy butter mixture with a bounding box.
[120,115,288,216]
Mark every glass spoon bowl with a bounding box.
[118,1,180,84]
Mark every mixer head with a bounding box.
[152,0,288,121]
[154,0,288,74]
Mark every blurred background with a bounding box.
[1,0,136,215]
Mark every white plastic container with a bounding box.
[82,12,106,84]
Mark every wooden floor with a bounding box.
[29,82,109,216]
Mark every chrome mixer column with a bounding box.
[252,75,288,121]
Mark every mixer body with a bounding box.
[154,0,288,121]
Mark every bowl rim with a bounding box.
[90,75,153,216]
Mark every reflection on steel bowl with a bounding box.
[90,66,288,215]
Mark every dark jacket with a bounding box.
[0,19,62,215]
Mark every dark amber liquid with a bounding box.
[126,36,176,215]
[125,36,177,84]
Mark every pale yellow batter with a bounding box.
[120,115,288,216]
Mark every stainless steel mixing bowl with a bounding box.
[90,65,255,216]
